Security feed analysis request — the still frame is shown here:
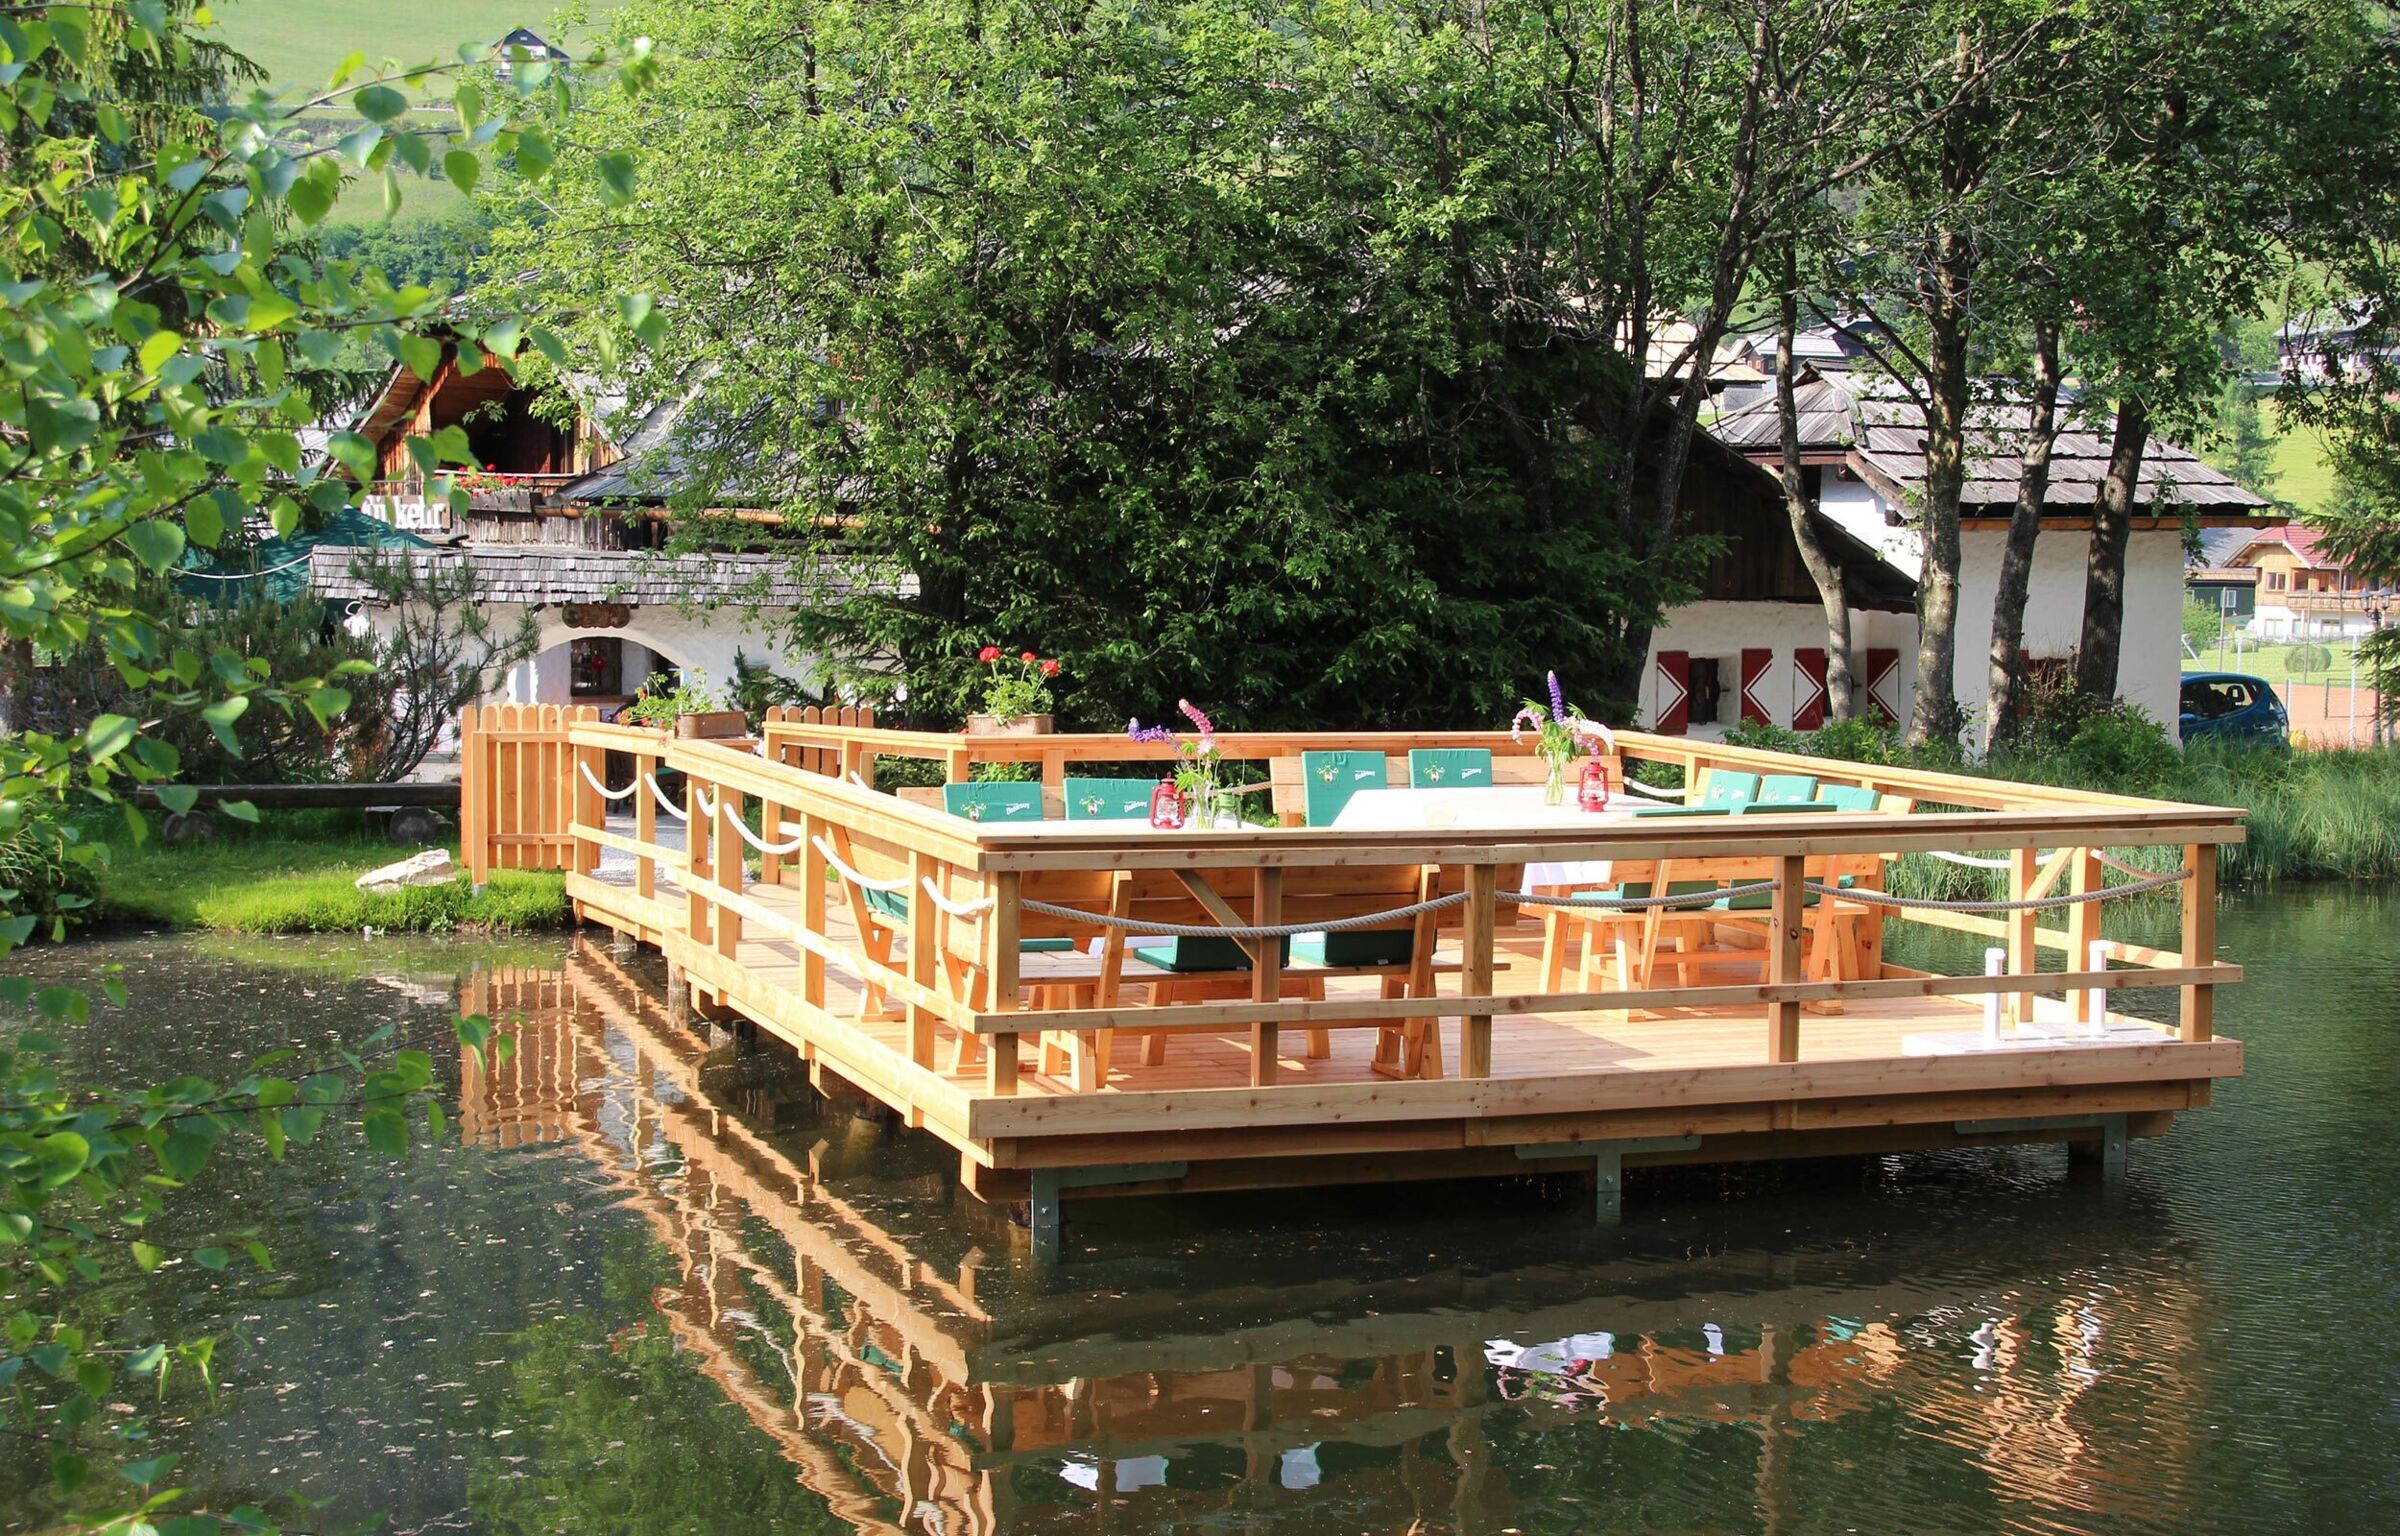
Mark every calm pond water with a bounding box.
[2,888,2394,1536]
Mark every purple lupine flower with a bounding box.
[1510,706,1539,744]
[1546,671,1566,720]
[1178,698,1215,738]
[1128,718,1177,744]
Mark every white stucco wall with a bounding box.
[1947,527,2185,732]
[347,600,815,712]
[1637,603,1919,738]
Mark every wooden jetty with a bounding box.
[457,705,2244,1255]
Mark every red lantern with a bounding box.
[1149,781,1187,829]
[1579,759,1611,812]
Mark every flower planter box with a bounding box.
[967,713,1054,736]
[674,710,752,740]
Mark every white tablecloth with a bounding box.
[1329,786,1630,888]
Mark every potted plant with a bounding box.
[620,671,748,739]
[966,646,1061,735]
[1511,671,1614,805]
[1130,699,1230,828]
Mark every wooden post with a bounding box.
[908,851,939,1068]
[2180,841,2217,1042]
[1462,863,1497,1078]
[986,871,1021,1095]
[685,777,712,948]
[1766,854,1805,1063]
[714,786,743,961]
[1250,869,1283,1087]
[2066,846,2103,1023]
[459,706,486,886]
[799,808,829,1010]
[2006,847,2038,1025]
[634,750,658,904]
[759,794,787,885]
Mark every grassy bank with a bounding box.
[95,831,569,935]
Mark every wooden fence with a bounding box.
[458,703,600,884]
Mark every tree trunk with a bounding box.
[2073,396,2151,699]
[1983,322,2061,750]
[1907,234,1973,749]
[1776,251,1854,721]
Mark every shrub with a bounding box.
[2057,712,2182,789]
[0,811,100,936]
[2287,642,2335,678]
[1721,720,1805,754]
[1801,715,1901,765]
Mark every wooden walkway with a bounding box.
[462,714,2244,1247]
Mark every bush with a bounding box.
[2287,642,2335,678]
[0,811,100,936]
[2057,712,2183,789]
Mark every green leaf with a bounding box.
[191,1247,229,1271]
[155,785,197,815]
[34,1132,90,1188]
[219,799,259,824]
[355,84,408,123]
[122,520,186,574]
[514,125,554,178]
[363,1108,409,1155]
[131,1241,165,1273]
[158,1128,215,1179]
[52,1450,88,1495]
[120,1453,178,1486]
[595,152,637,207]
[200,697,249,754]
[184,493,224,549]
[84,713,137,763]
[137,329,181,376]
[443,148,481,196]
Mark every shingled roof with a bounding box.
[305,546,835,607]
[1711,375,2272,517]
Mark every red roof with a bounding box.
[2231,523,2333,569]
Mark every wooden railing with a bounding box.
[555,722,2243,1113]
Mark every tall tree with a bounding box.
[1982,319,2062,748]
[1772,244,1856,720]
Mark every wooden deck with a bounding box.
[461,713,2245,1247]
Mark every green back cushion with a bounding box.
[1292,930,1416,967]
[862,886,909,920]
[1756,773,1819,805]
[1738,799,1839,815]
[1815,783,1880,811]
[1697,770,1760,810]
[1133,935,1292,973]
[942,782,1044,823]
[1300,750,1390,826]
[1408,748,1494,788]
[1063,777,1161,821]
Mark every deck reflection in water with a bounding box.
[458,940,2202,1536]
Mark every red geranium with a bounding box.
[1040,658,1060,677]
[977,645,1001,663]
[1020,650,1037,663]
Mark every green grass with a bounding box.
[2186,637,2369,688]
[211,0,622,98]
[2263,398,2339,515]
[95,833,569,934]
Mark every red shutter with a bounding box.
[1739,648,1773,725]
[1793,648,1828,730]
[1866,648,1901,723]
[1654,651,1690,735]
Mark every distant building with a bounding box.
[490,27,568,84]
[1708,369,2272,733]
[2214,523,2393,639]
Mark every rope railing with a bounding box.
[1926,849,2014,869]
[1501,881,1778,910]
[810,834,912,894]
[576,760,642,802]
[1805,868,2190,912]
[1622,777,1687,800]
[719,800,808,856]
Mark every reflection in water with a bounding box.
[456,939,2218,1536]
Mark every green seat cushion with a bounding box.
[1129,935,1293,973]
[1291,930,1416,968]
[1697,771,1760,810]
[1737,799,1840,814]
[1019,937,1077,953]
[862,886,908,920]
[1300,750,1390,827]
[1631,805,1729,818]
[943,782,1044,822]
[1063,776,1162,821]
[1814,783,1880,811]
[1755,773,1819,805]
[1408,748,1494,788]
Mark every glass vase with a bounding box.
[1542,752,1571,807]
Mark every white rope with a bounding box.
[576,760,640,802]
[642,772,688,820]
[1808,869,2191,912]
[2095,848,2172,879]
[809,834,911,893]
[175,548,320,580]
[1623,777,1687,800]
[1926,849,2014,869]
[719,800,808,855]
[919,878,995,919]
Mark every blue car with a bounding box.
[2180,672,2289,748]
